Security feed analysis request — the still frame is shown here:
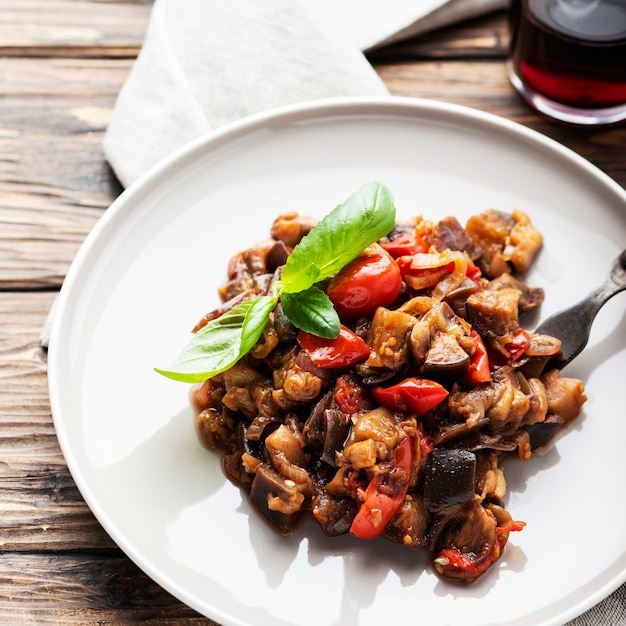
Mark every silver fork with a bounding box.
[534,248,626,369]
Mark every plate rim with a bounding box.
[47,95,626,626]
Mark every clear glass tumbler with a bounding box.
[507,0,626,125]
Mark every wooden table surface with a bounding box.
[1,1,624,624]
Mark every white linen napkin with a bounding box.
[102,0,507,188]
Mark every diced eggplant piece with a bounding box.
[311,489,357,536]
[303,391,334,451]
[485,272,544,313]
[432,216,482,260]
[432,501,508,583]
[465,288,521,345]
[270,212,317,248]
[541,369,587,423]
[408,320,431,368]
[445,277,482,317]
[466,209,516,277]
[466,209,542,277]
[352,407,400,450]
[223,423,260,487]
[422,331,470,380]
[423,449,477,513]
[383,496,430,547]
[507,209,544,273]
[250,464,305,534]
[409,301,471,372]
[265,424,307,468]
[266,240,290,272]
[321,409,351,467]
[523,413,564,449]
[195,405,232,450]
[360,307,416,373]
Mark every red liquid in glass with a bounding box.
[509,0,626,110]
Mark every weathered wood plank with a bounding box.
[0,57,131,287]
[368,10,509,61]
[0,0,151,56]
[0,292,117,550]
[0,552,215,624]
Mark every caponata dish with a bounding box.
[157,183,586,584]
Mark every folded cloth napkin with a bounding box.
[102,0,507,188]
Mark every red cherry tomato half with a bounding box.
[372,377,449,417]
[297,326,370,369]
[350,436,413,539]
[326,245,402,320]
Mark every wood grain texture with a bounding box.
[0,57,129,287]
[0,2,624,624]
[0,291,114,551]
[0,0,151,56]
[0,553,216,624]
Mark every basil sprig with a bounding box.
[155,182,395,383]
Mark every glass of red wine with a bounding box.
[507,0,626,125]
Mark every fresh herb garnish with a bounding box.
[155,182,395,383]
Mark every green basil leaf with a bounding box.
[156,182,396,384]
[155,295,277,383]
[280,182,396,293]
[281,287,340,339]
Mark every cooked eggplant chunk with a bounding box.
[422,331,470,380]
[423,449,477,513]
[250,464,306,534]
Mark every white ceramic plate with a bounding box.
[48,97,626,626]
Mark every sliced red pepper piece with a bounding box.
[297,326,370,369]
[350,436,413,539]
[487,328,532,367]
[380,232,429,257]
[463,330,491,386]
[506,328,531,362]
[466,261,482,284]
[372,377,449,417]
